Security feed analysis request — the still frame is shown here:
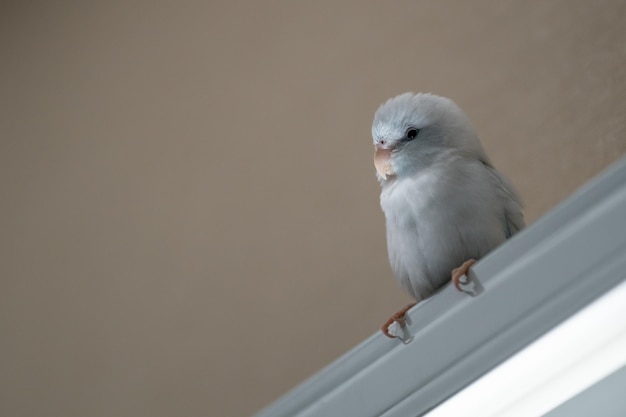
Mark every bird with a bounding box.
[372,92,524,338]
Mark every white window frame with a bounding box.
[254,157,626,417]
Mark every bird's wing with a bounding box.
[484,165,525,237]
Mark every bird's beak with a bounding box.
[374,145,395,180]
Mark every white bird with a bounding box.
[372,93,524,338]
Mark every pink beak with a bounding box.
[374,145,395,179]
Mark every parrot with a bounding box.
[372,92,524,338]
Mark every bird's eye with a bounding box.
[406,128,419,140]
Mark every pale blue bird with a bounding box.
[373,93,524,338]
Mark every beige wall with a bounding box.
[1,1,625,416]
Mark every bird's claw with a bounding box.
[451,259,476,292]
[381,318,397,338]
[381,302,416,339]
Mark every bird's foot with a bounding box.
[451,259,476,291]
[381,302,416,338]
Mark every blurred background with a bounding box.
[1,1,625,416]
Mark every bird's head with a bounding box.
[372,92,489,182]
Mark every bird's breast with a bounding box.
[379,171,440,226]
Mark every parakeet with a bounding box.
[372,93,524,338]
